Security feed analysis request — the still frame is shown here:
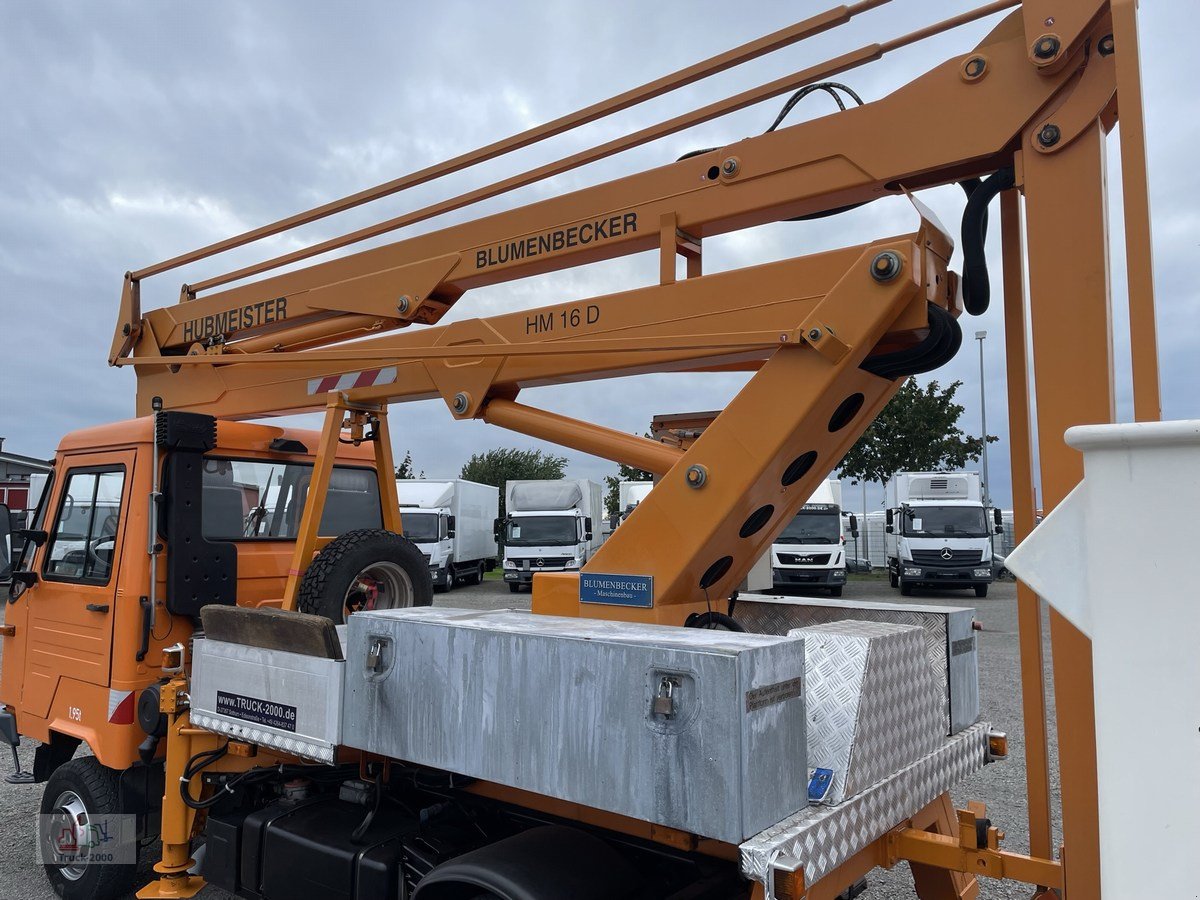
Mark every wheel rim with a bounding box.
[343,560,414,622]
[46,790,90,881]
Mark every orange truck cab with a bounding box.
[0,413,379,827]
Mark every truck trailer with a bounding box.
[769,479,855,596]
[500,478,602,592]
[397,479,499,591]
[884,471,1002,598]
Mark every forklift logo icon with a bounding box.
[941,548,954,560]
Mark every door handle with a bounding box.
[85,603,110,613]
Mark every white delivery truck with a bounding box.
[615,480,654,526]
[884,471,1002,598]
[397,479,499,592]
[501,478,603,593]
[770,479,856,596]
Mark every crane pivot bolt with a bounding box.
[1037,124,1061,148]
[452,392,470,414]
[870,250,903,283]
[1032,35,1061,60]
[807,328,822,342]
[1098,34,1114,56]
[398,295,411,313]
[963,56,986,79]
[685,465,708,489]
[721,157,739,177]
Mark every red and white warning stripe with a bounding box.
[307,367,397,396]
[107,689,135,725]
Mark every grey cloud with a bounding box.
[2,1,1196,514]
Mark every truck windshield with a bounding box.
[506,516,577,547]
[400,511,440,543]
[776,507,840,545]
[201,458,381,540]
[903,506,988,538]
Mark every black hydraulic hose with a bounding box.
[684,611,746,632]
[860,302,962,380]
[959,168,1015,315]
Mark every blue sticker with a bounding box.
[579,572,654,608]
[808,768,834,804]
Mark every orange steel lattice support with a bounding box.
[1023,119,1115,899]
[999,187,1054,865]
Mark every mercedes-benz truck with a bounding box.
[501,479,602,593]
[885,471,1002,598]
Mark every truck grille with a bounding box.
[911,549,983,567]
[518,557,573,570]
[777,553,831,566]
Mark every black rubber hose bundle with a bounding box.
[959,167,1015,315]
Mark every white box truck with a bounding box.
[884,471,1002,598]
[770,479,855,596]
[501,478,602,593]
[615,480,654,526]
[397,479,499,592]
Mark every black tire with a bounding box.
[468,562,485,585]
[297,529,432,623]
[974,583,989,598]
[830,586,843,598]
[889,569,898,588]
[40,758,136,900]
[508,582,521,593]
[899,580,913,597]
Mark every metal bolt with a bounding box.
[1037,123,1061,148]
[684,464,708,489]
[721,157,739,177]
[1098,34,1114,56]
[779,333,789,342]
[870,250,903,283]
[807,328,822,342]
[963,56,986,79]
[1032,35,1061,60]
[1044,16,1055,26]
[398,295,411,314]
[122,323,131,336]
[452,392,470,414]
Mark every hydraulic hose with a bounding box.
[959,168,1015,315]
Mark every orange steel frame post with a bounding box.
[109,1,1160,895]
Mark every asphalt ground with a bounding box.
[0,576,1059,899]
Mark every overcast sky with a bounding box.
[2,1,1195,514]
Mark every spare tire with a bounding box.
[297,529,433,624]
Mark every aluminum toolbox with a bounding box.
[342,608,808,844]
[190,633,346,764]
[737,594,978,733]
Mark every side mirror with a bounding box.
[994,508,1003,526]
[583,516,593,541]
[885,509,894,525]
[0,504,11,582]
[885,524,894,534]
[995,525,1004,535]
[848,514,859,538]
[446,515,456,539]
[493,518,501,540]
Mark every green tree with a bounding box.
[394,449,423,479]
[604,462,653,518]
[837,378,996,486]
[461,447,568,521]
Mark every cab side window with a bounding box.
[43,468,126,583]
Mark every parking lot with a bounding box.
[0,576,1058,899]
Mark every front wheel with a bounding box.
[899,580,913,597]
[298,529,433,624]
[974,583,989,598]
[467,562,485,586]
[830,586,843,598]
[508,582,521,594]
[40,758,136,900]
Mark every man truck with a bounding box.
[500,478,602,593]
[885,471,1003,598]
[770,478,855,596]
[397,479,499,591]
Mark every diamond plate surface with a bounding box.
[740,722,990,897]
[797,622,944,805]
[738,596,964,730]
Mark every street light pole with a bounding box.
[975,330,990,505]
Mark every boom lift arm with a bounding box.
[113,1,1158,897]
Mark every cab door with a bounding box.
[20,452,135,719]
